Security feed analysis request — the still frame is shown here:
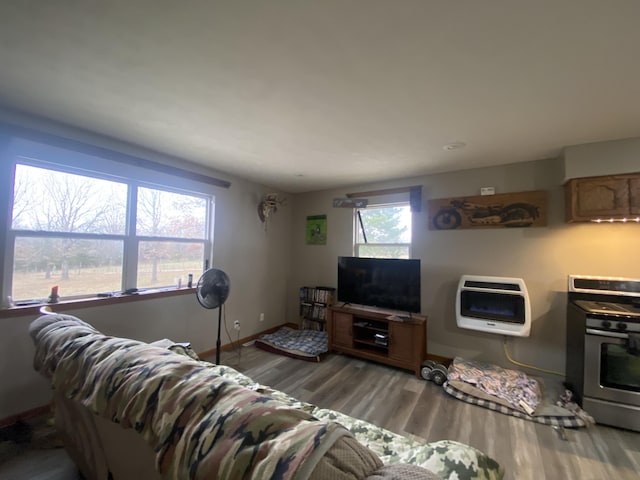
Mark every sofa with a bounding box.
[29,314,504,480]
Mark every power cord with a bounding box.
[222,305,242,366]
[503,336,564,376]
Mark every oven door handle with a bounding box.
[585,328,629,339]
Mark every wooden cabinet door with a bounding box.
[630,177,640,215]
[331,312,353,348]
[567,177,630,221]
[388,322,415,363]
[574,177,629,217]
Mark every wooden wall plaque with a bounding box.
[428,190,548,230]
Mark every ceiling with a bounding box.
[1,1,639,193]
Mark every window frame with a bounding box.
[353,201,412,259]
[2,139,215,306]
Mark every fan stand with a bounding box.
[195,268,231,366]
[215,306,222,365]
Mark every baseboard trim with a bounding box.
[426,353,454,367]
[197,322,298,360]
[0,403,52,428]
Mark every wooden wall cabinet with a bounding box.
[565,174,640,222]
[327,305,426,377]
[630,177,640,215]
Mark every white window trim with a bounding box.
[2,137,215,304]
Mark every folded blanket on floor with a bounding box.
[447,357,541,412]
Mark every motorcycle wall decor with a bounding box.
[428,190,547,230]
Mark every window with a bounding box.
[354,203,411,258]
[135,186,208,288]
[6,159,213,303]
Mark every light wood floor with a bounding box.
[222,346,640,480]
[2,346,639,480]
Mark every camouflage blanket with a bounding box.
[207,368,504,479]
[314,409,503,480]
[30,315,350,480]
[30,315,504,480]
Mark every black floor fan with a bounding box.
[195,268,230,365]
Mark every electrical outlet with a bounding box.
[259,312,264,322]
[233,320,240,330]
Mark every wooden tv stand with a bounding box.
[327,305,426,377]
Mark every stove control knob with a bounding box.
[602,320,611,329]
[617,322,627,331]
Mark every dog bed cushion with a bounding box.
[443,380,586,428]
[255,327,328,362]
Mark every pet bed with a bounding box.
[443,357,586,428]
[255,327,328,362]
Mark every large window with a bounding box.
[355,203,411,258]
[7,160,213,303]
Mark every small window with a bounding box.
[355,203,411,258]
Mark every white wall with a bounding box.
[0,123,293,420]
[290,155,640,375]
[563,136,640,180]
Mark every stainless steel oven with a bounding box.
[566,275,640,432]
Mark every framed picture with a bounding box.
[428,190,548,230]
[306,214,327,244]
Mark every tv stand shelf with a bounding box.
[327,305,426,377]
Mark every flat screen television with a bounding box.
[337,256,421,313]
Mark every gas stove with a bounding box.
[566,275,640,432]
[569,275,640,297]
[573,300,640,317]
[570,277,640,334]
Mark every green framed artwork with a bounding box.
[306,214,327,245]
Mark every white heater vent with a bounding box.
[456,275,531,337]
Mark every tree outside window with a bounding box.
[355,204,411,258]
[8,163,211,302]
[136,187,207,286]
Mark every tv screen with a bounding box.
[337,256,421,313]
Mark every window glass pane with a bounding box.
[137,187,207,238]
[357,245,410,259]
[357,205,411,243]
[12,237,123,301]
[12,164,127,234]
[602,344,640,391]
[137,241,204,288]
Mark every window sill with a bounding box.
[0,287,196,319]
